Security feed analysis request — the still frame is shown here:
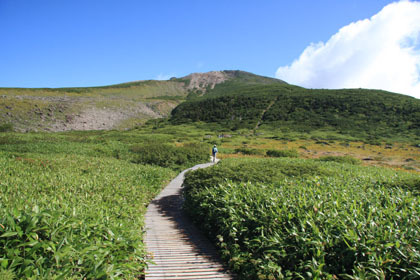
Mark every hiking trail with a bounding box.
[144,159,234,279]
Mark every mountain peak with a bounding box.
[182,71,229,92]
[181,70,286,93]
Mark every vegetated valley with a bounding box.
[0,71,419,279]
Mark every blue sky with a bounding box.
[1,0,419,98]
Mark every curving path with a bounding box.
[145,160,234,279]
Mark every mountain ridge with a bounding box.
[0,70,284,132]
[171,82,420,141]
[1,70,419,138]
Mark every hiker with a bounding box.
[212,145,218,162]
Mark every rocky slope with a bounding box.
[1,70,281,132]
[184,71,230,92]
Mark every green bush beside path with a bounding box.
[183,158,420,279]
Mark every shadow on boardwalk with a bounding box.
[153,194,221,259]
[145,161,234,280]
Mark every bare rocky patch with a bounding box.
[1,95,178,132]
[183,71,229,92]
[50,102,169,131]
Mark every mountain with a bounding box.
[182,70,286,97]
[1,70,419,141]
[1,70,275,132]
[171,81,420,140]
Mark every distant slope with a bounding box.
[0,70,282,132]
[183,70,286,97]
[8,69,416,139]
[0,80,187,132]
[171,84,420,140]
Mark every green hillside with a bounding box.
[0,117,419,278]
[1,71,419,279]
[171,83,420,141]
[183,157,420,279]
[184,70,287,98]
[0,79,188,132]
[0,70,283,132]
[2,69,420,141]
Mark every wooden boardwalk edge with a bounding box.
[144,160,234,279]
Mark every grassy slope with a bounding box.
[0,70,287,132]
[0,120,419,278]
[0,124,215,279]
[0,79,188,132]
[171,83,420,142]
[183,157,420,279]
[3,69,420,139]
[1,153,173,279]
[1,69,420,279]
[0,128,179,278]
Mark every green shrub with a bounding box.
[183,158,420,279]
[218,147,235,154]
[380,176,420,194]
[0,154,174,279]
[0,269,15,280]
[317,155,361,165]
[171,84,420,141]
[130,142,208,170]
[0,123,13,132]
[234,147,264,155]
[0,136,26,145]
[365,139,382,146]
[183,158,333,196]
[266,149,299,158]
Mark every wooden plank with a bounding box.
[144,161,234,279]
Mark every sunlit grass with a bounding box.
[184,157,420,279]
[0,122,419,278]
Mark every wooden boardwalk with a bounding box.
[145,161,234,280]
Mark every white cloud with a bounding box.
[155,73,176,80]
[276,1,420,99]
